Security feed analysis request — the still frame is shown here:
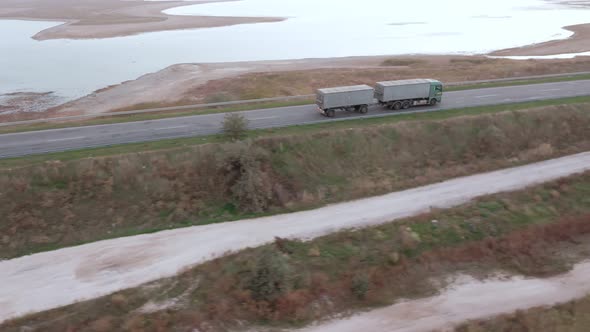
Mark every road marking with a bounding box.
[46,136,86,142]
[250,116,278,120]
[475,94,498,98]
[154,126,188,131]
[541,88,562,92]
[503,98,513,102]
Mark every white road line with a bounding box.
[541,88,562,92]
[475,94,498,98]
[154,126,188,131]
[46,136,86,142]
[250,116,279,120]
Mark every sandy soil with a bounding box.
[0,0,283,40]
[294,261,590,332]
[0,152,589,323]
[491,24,590,56]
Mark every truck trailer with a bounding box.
[375,78,443,110]
[316,85,374,118]
[315,79,443,117]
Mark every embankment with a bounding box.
[4,169,590,331]
[1,103,590,259]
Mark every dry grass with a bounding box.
[189,56,590,100]
[1,104,590,259]
[4,172,590,332]
[455,295,590,332]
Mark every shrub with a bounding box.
[222,113,249,141]
[247,249,295,302]
[218,143,273,212]
[351,273,370,299]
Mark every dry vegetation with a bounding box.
[1,103,590,259]
[193,57,590,101]
[456,294,590,332]
[4,171,590,331]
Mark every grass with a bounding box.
[456,294,590,332]
[1,102,589,260]
[185,56,590,103]
[1,71,589,135]
[4,171,590,332]
[2,95,590,169]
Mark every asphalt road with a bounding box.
[1,80,589,159]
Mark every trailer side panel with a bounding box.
[375,79,440,102]
[317,85,374,109]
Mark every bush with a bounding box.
[222,113,249,141]
[218,143,273,212]
[247,249,295,302]
[351,273,370,299]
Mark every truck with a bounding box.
[316,85,374,118]
[375,78,443,110]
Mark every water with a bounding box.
[1,0,589,100]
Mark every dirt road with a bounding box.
[294,261,590,332]
[1,152,589,323]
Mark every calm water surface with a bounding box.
[1,0,589,100]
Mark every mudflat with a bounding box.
[0,0,284,40]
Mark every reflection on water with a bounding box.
[1,0,589,100]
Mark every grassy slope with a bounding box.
[1,102,589,259]
[4,171,590,332]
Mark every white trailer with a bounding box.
[316,85,374,117]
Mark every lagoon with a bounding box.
[1,0,589,100]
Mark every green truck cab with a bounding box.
[431,80,443,104]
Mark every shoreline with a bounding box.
[0,0,284,41]
[490,24,590,56]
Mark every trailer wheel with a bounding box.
[430,99,437,106]
[393,102,402,110]
[402,100,411,109]
[359,105,368,114]
[326,109,335,118]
